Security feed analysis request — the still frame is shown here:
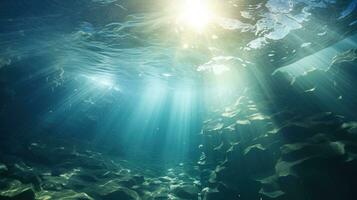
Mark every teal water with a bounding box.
[0,0,357,199]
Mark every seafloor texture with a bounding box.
[0,137,200,200]
[1,0,357,200]
[198,49,357,200]
[0,51,356,200]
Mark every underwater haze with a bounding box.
[0,0,357,199]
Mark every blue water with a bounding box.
[0,0,356,163]
[1,0,357,199]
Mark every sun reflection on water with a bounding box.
[175,0,215,33]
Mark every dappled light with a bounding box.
[0,0,357,199]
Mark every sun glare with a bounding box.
[176,0,214,32]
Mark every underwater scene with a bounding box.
[0,0,357,199]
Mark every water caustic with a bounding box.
[0,0,357,200]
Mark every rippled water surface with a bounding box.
[1,0,356,166]
[0,0,357,199]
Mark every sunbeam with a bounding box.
[1,0,356,199]
[175,0,215,32]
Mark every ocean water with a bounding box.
[0,0,357,200]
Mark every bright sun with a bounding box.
[176,0,214,32]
